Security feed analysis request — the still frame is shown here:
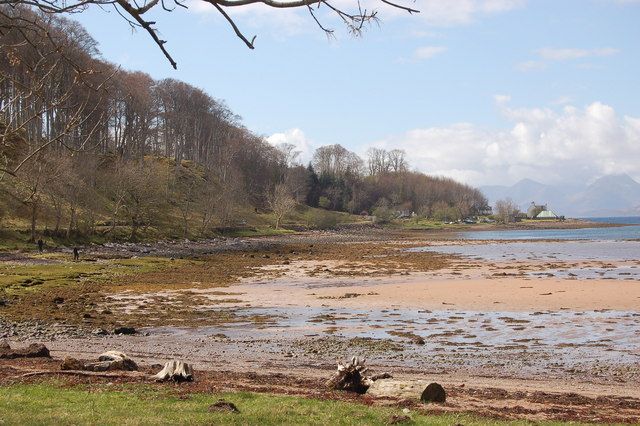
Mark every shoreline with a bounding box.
[1,226,639,423]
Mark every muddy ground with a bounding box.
[1,225,639,423]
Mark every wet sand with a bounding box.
[236,270,640,311]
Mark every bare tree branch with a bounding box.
[207,0,255,49]
[1,0,419,68]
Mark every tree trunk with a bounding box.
[66,206,76,239]
[366,379,446,404]
[153,360,193,382]
[30,202,38,242]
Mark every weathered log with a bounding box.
[367,379,447,404]
[153,360,194,382]
[60,351,138,372]
[92,351,138,371]
[0,341,50,359]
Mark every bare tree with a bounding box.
[276,142,301,167]
[284,164,309,203]
[494,198,519,224]
[268,183,295,229]
[0,7,111,180]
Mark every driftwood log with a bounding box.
[60,351,138,372]
[367,379,447,403]
[326,356,391,394]
[153,360,194,382]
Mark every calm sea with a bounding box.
[462,217,640,241]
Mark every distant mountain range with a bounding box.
[481,174,640,218]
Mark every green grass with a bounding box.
[0,383,580,426]
[0,256,182,295]
[220,226,297,238]
[0,205,366,252]
[393,218,449,230]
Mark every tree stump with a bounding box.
[153,360,194,382]
[326,356,373,394]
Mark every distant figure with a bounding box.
[73,247,79,261]
[37,239,44,253]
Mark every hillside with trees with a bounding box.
[0,7,488,243]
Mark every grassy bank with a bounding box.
[0,204,365,252]
[0,382,575,426]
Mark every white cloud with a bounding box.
[187,0,307,37]
[370,99,640,186]
[493,94,511,105]
[267,128,315,164]
[411,0,526,26]
[517,47,619,72]
[515,60,547,72]
[536,47,620,61]
[413,45,447,60]
[187,0,526,39]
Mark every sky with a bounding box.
[73,0,640,187]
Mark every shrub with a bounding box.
[372,205,394,224]
[307,210,338,229]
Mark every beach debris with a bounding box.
[327,356,390,394]
[369,379,447,403]
[0,341,50,359]
[208,400,239,413]
[327,356,371,394]
[421,382,446,403]
[113,326,136,335]
[153,360,194,382]
[60,351,138,372]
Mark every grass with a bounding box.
[0,257,181,295]
[0,383,580,426]
[394,218,450,230]
[0,204,368,252]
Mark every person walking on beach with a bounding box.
[73,247,79,261]
[37,239,44,253]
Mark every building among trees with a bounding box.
[527,202,547,219]
[535,209,562,220]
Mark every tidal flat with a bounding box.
[1,225,640,423]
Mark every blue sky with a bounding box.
[74,0,640,186]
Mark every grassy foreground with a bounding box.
[0,383,574,426]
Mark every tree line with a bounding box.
[0,8,488,241]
